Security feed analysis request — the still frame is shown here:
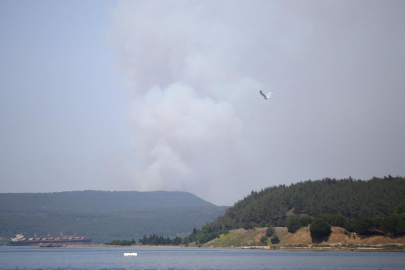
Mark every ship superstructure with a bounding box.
[10,234,91,246]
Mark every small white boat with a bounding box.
[124,253,137,257]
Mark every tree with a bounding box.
[270,235,280,244]
[141,235,147,245]
[310,218,331,241]
[286,217,302,233]
[354,217,373,235]
[394,204,405,215]
[181,236,189,245]
[382,215,405,235]
[319,214,347,228]
[260,236,267,245]
[372,217,384,232]
[266,226,275,237]
[173,236,182,245]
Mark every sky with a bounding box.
[1,0,405,206]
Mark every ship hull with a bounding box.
[9,239,92,246]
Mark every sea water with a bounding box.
[1,246,404,270]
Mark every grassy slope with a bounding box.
[202,228,266,247]
[202,227,405,247]
[284,226,405,246]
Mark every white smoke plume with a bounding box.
[106,1,279,203]
[106,0,405,205]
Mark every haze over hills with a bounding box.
[0,191,227,243]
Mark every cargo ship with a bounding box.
[9,234,92,246]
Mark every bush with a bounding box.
[260,236,267,244]
[310,218,331,241]
[381,215,405,235]
[299,216,313,227]
[319,214,347,228]
[287,216,312,233]
[394,204,405,215]
[270,235,280,244]
[105,239,133,246]
[276,219,286,227]
[286,217,302,233]
[372,217,384,231]
[266,227,275,237]
[354,217,373,235]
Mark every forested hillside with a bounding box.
[0,191,226,243]
[207,176,405,231]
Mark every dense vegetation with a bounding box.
[105,239,136,246]
[309,217,332,241]
[0,191,227,243]
[3,177,405,246]
[287,209,405,240]
[190,176,405,243]
[188,225,226,244]
[138,234,183,246]
[270,235,280,244]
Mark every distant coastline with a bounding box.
[47,225,405,252]
[41,242,405,252]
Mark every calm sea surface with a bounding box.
[1,246,404,270]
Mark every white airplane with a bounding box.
[260,90,273,99]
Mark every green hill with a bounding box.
[189,176,405,244]
[0,190,227,243]
[216,176,405,230]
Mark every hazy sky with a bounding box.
[1,0,404,205]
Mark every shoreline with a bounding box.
[31,244,405,252]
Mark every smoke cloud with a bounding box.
[106,0,405,205]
